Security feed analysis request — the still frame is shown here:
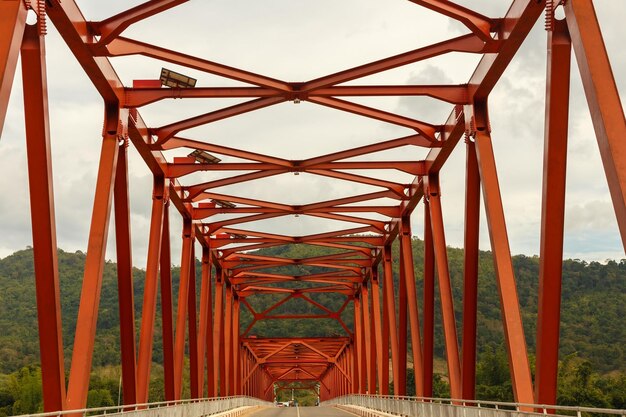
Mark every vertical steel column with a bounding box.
[474,104,534,404]
[423,199,435,397]
[371,270,384,394]
[536,12,571,407]
[382,245,400,394]
[462,140,481,400]
[232,295,241,395]
[159,204,175,401]
[353,295,363,393]
[188,244,199,398]
[565,0,626,249]
[113,142,136,405]
[224,282,233,395]
[361,282,375,394]
[136,176,166,404]
[198,246,212,396]
[349,342,359,394]
[0,0,26,136]
[397,243,408,396]
[400,217,424,396]
[426,174,462,399]
[213,268,224,396]
[66,110,120,410]
[205,256,215,397]
[20,22,65,412]
[381,262,390,394]
[174,218,193,399]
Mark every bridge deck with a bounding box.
[250,406,352,417]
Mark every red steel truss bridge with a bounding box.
[0,0,624,414]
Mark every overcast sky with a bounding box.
[0,0,624,266]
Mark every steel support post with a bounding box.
[113,142,137,405]
[232,295,241,395]
[213,269,224,396]
[174,218,194,399]
[473,109,534,405]
[423,199,435,397]
[565,0,626,249]
[360,295,368,394]
[224,283,233,395]
[197,246,212,395]
[205,264,214,396]
[462,139,481,400]
[136,176,166,404]
[188,244,200,398]
[159,203,175,401]
[66,112,120,410]
[400,217,424,396]
[20,23,66,412]
[0,0,26,137]
[361,283,375,394]
[397,243,408,396]
[354,295,365,393]
[426,174,462,400]
[370,271,384,394]
[536,14,571,407]
[381,263,390,394]
[383,245,400,394]
[350,343,358,393]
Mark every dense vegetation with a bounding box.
[0,242,624,414]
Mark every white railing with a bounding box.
[11,396,271,417]
[323,394,626,417]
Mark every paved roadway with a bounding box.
[249,405,354,417]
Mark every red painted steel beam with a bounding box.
[167,161,426,178]
[468,0,545,100]
[113,143,137,405]
[105,36,292,91]
[425,174,461,400]
[154,96,286,143]
[159,204,176,401]
[308,96,438,140]
[408,0,495,42]
[400,218,424,396]
[198,247,212,395]
[0,0,27,137]
[565,0,626,249]
[535,13,571,407]
[93,0,188,46]
[462,140,481,400]
[302,34,487,91]
[162,137,292,166]
[188,245,200,398]
[124,87,281,107]
[173,219,193,398]
[21,23,66,412]
[422,199,435,398]
[47,0,124,105]
[66,123,119,410]
[474,113,534,405]
[136,177,166,403]
[311,85,469,103]
[187,169,289,200]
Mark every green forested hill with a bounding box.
[0,242,624,377]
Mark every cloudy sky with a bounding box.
[0,0,624,267]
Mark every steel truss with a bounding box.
[0,0,624,411]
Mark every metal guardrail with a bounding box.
[323,395,626,417]
[11,396,271,417]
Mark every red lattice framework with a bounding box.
[0,0,624,412]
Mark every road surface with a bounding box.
[249,405,354,417]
